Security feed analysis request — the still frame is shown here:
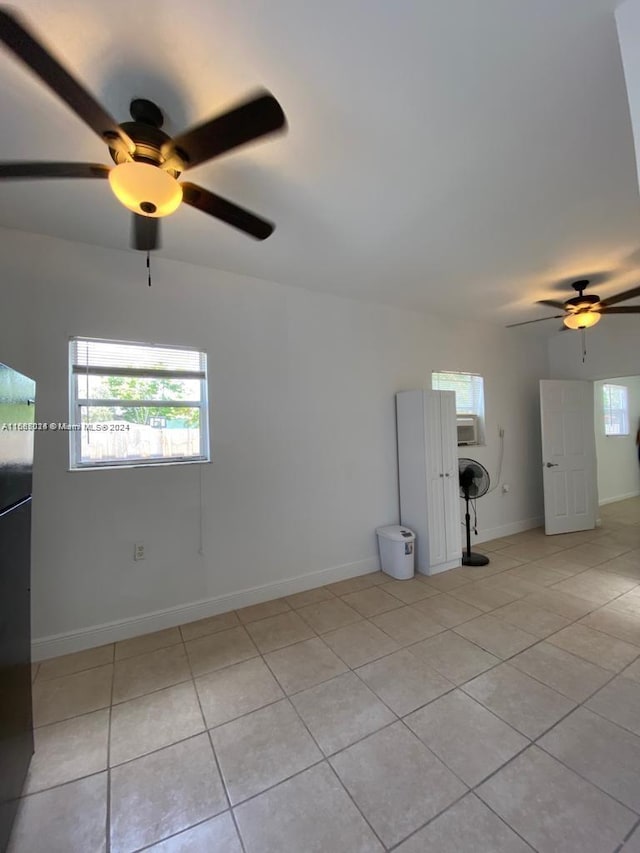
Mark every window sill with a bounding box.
[69,458,211,472]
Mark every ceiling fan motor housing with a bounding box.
[108,101,182,178]
[565,293,600,311]
[564,280,600,312]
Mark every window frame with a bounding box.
[602,383,629,437]
[431,370,486,445]
[69,336,210,470]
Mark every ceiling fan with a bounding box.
[507,279,640,330]
[0,9,287,251]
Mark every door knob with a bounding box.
[445,473,450,477]
[545,462,559,468]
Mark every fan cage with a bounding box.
[458,458,490,499]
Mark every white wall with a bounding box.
[594,376,640,504]
[548,318,640,381]
[0,228,549,656]
[617,0,640,196]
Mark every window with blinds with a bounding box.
[432,371,485,444]
[432,371,485,415]
[602,384,629,436]
[69,337,210,469]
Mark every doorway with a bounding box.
[594,376,640,508]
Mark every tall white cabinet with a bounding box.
[396,390,461,575]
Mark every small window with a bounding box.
[69,337,210,469]
[432,371,485,418]
[432,370,485,444]
[602,384,629,436]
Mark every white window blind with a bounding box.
[71,338,206,378]
[603,384,629,436]
[432,371,485,417]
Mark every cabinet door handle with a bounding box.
[445,473,450,477]
[439,473,444,477]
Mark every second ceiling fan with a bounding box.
[0,8,287,251]
[507,279,640,330]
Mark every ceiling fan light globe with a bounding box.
[563,311,601,330]
[108,162,182,217]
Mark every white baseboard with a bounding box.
[32,556,380,661]
[599,491,640,507]
[461,515,545,547]
[32,513,549,660]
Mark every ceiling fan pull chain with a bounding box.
[581,328,586,363]
[147,249,151,288]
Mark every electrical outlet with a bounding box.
[502,484,510,494]
[134,543,145,561]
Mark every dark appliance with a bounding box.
[0,363,35,852]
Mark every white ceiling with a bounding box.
[1,0,640,328]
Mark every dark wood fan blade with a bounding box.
[0,162,110,179]
[0,9,133,154]
[506,314,564,328]
[598,306,640,314]
[181,182,274,240]
[163,92,286,170]
[599,285,640,308]
[131,215,160,251]
[536,299,566,310]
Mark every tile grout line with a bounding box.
[183,637,249,853]
[105,642,115,853]
[385,646,640,850]
[25,583,640,780]
[527,651,640,812]
[622,816,640,848]
[462,645,640,829]
[258,650,392,850]
[30,520,634,668]
[423,570,640,701]
[384,610,640,844]
[384,775,538,853]
[324,759,391,850]
[21,509,640,852]
[258,595,512,848]
[254,607,540,850]
[130,812,232,853]
[29,547,638,688]
[25,583,640,782]
[39,609,637,852]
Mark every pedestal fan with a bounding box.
[459,459,491,567]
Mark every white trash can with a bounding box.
[376,525,416,580]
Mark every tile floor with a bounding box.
[10,497,640,852]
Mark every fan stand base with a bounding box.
[462,552,490,567]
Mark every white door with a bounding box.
[423,391,446,565]
[439,391,462,561]
[540,379,596,534]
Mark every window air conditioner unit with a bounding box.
[457,415,479,446]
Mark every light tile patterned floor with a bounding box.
[11,497,640,852]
